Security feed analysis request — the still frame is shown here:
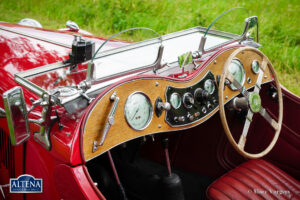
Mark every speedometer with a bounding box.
[228,59,245,90]
[124,92,153,130]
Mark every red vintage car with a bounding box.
[0,14,299,200]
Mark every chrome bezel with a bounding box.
[251,60,260,74]
[228,58,245,91]
[182,92,194,109]
[124,91,153,131]
[170,93,182,109]
[204,79,215,94]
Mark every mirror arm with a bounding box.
[0,107,6,118]
[198,36,207,55]
[240,16,259,43]
[153,44,167,73]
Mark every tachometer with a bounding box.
[228,59,245,90]
[124,92,153,130]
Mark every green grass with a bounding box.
[0,0,299,95]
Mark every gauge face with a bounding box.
[124,92,153,130]
[228,59,245,90]
[251,60,260,74]
[170,93,181,109]
[204,79,215,94]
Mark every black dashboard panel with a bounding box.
[165,71,219,127]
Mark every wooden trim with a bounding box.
[83,47,273,161]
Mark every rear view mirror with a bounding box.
[3,86,30,145]
[242,16,259,43]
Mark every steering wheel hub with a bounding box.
[248,92,261,113]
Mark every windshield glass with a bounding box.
[17,11,251,96]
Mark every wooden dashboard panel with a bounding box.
[83,47,273,161]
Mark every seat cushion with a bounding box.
[207,159,300,200]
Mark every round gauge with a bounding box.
[124,92,153,130]
[228,59,245,90]
[170,93,181,109]
[204,79,215,94]
[251,60,260,74]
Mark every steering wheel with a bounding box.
[218,47,283,159]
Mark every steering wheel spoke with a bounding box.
[253,57,268,94]
[226,72,249,98]
[259,107,279,130]
[238,109,254,150]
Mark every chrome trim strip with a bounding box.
[0,24,71,48]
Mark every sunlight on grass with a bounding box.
[0,0,299,95]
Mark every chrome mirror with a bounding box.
[244,16,259,43]
[3,87,30,146]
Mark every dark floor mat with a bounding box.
[116,156,215,200]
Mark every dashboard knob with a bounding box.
[187,113,194,121]
[158,102,171,111]
[183,93,194,108]
[207,102,212,109]
[178,116,185,122]
[194,88,210,103]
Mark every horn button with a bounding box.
[248,92,261,113]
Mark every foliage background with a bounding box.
[0,0,299,95]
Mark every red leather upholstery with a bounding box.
[207,159,300,200]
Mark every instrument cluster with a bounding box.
[165,71,219,127]
[123,58,248,129]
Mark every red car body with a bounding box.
[0,21,299,200]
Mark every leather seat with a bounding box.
[207,159,300,200]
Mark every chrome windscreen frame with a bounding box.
[13,25,245,107]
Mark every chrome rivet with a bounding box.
[214,60,217,64]
[158,124,162,128]
[155,82,159,86]
[225,96,228,99]
[264,75,267,79]
[247,77,252,83]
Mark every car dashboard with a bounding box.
[82,47,273,161]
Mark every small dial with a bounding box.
[204,79,215,94]
[251,60,260,74]
[228,59,245,90]
[182,92,194,108]
[170,93,181,109]
[124,92,153,130]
